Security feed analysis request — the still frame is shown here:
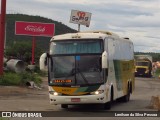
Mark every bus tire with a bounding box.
[103,87,113,110]
[147,72,152,78]
[61,104,68,109]
[103,101,111,110]
[123,86,130,102]
[130,82,132,94]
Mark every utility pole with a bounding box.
[0,0,6,75]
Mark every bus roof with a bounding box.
[50,31,131,43]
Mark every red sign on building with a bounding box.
[15,21,55,37]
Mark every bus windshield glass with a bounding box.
[136,61,149,66]
[48,55,103,86]
[50,39,102,55]
[48,39,104,86]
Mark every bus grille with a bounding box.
[137,68,146,74]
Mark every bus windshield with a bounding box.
[48,39,104,86]
[136,61,149,66]
[48,55,103,86]
[50,39,102,55]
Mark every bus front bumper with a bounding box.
[49,93,107,105]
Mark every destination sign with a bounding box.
[54,80,72,83]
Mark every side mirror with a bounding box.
[102,51,108,68]
[39,53,48,71]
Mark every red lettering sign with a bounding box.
[70,10,91,26]
[77,12,86,18]
[15,21,55,37]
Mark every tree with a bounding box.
[5,41,43,64]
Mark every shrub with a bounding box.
[0,117,9,120]
[155,68,160,77]
[34,65,47,77]
[0,72,21,86]
[18,72,42,86]
[0,72,42,86]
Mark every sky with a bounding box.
[6,0,160,52]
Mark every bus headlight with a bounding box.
[145,69,149,73]
[90,90,104,95]
[49,91,61,96]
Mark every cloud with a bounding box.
[144,36,160,39]
[6,0,160,52]
[94,3,153,16]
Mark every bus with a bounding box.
[40,31,135,109]
[135,55,152,77]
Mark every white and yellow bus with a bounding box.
[40,31,135,109]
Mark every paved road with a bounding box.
[0,77,160,120]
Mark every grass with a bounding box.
[155,68,160,78]
[0,65,45,86]
[0,72,21,86]
[0,71,42,86]
[0,118,9,120]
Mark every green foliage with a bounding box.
[0,72,21,86]
[5,41,43,63]
[0,72,42,86]
[19,71,42,86]
[5,14,77,64]
[0,118,9,120]
[155,68,160,77]
[33,66,47,77]
[30,74,42,86]
[6,14,77,51]
[18,72,30,85]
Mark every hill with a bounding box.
[5,14,160,62]
[6,14,77,51]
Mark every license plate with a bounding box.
[71,98,80,102]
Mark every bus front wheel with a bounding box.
[103,101,111,110]
[123,87,130,102]
[103,89,113,110]
[61,104,68,109]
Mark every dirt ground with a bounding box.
[0,77,160,112]
[0,77,54,111]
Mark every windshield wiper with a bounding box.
[64,68,76,80]
[59,68,75,86]
[63,68,89,85]
[76,68,89,85]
